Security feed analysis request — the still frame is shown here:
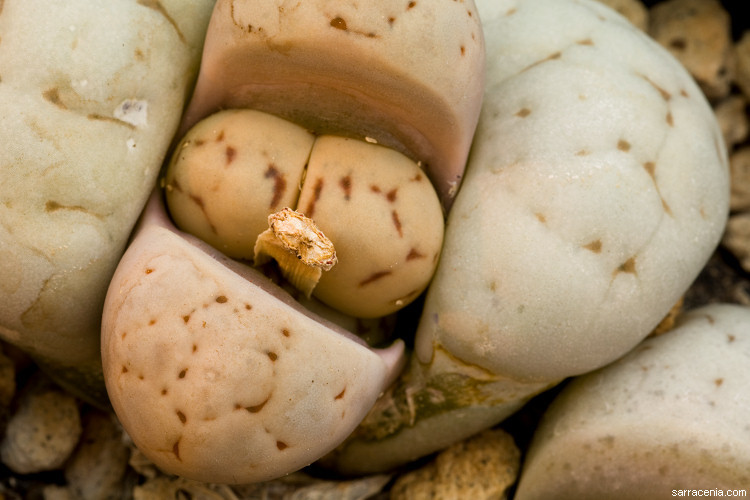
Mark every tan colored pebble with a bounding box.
[595,0,649,31]
[64,410,131,500]
[133,477,238,500]
[285,474,392,500]
[714,94,749,150]
[723,212,750,272]
[230,471,327,498]
[730,147,750,212]
[0,377,82,474]
[735,31,750,100]
[390,429,521,500]
[649,0,735,100]
[42,485,74,500]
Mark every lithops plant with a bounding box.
[101,191,406,484]
[0,0,216,404]
[515,304,750,499]
[325,0,729,474]
[101,0,481,483]
[164,109,444,318]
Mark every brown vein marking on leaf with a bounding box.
[137,0,186,43]
[642,162,673,217]
[45,200,104,220]
[643,161,656,179]
[43,88,67,109]
[304,178,324,217]
[359,270,392,287]
[246,398,269,413]
[613,257,637,278]
[406,248,425,261]
[521,51,562,73]
[265,164,287,209]
[339,175,352,200]
[392,210,403,237]
[87,113,136,129]
[583,239,602,253]
[225,146,236,165]
[661,198,673,216]
[640,74,672,101]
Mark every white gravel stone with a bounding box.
[65,410,130,500]
[649,0,735,100]
[723,213,750,272]
[714,95,749,150]
[0,377,82,474]
[391,428,520,500]
[730,146,750,212]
